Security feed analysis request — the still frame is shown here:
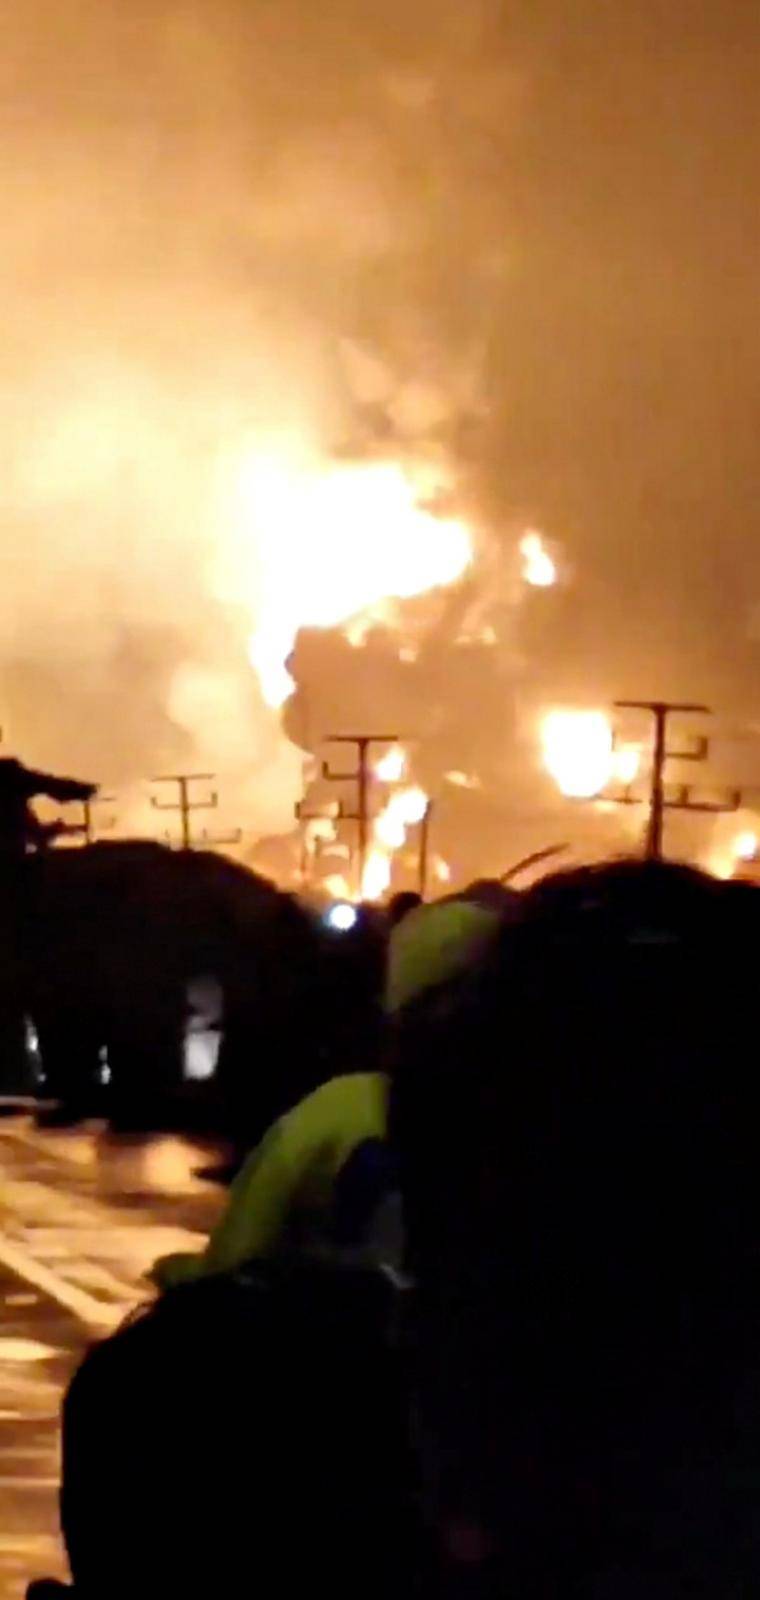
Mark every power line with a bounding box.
[417,799,433,898]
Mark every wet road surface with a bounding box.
[0,1115,225,1597]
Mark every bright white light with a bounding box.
[733,830,759,862]
[325,901,359,932]
[184,1031,220,1081]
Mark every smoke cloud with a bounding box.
[1,2,759,863]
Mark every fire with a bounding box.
[704,820,760,880]
[304,816,337,849]
[520,529,556,589]
[361,848,393,902]
[343,616,372,649]
[434,857,451,884]
[323,873,352,899]
[361,783,430,900]
[542,710,614,799]
[232,449,473,708]
[393,785,429,825]
[733,829,758,862]
[445,769,481,790]
[375,746,406,784]
[612,744,641,788]
[372,784,428,852]
[375,806,407,851]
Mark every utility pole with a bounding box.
[418,799,433,898]
[39,793,116,848]
[293,798,341,884]
[151,773,240,851]
[79,793,117,843]
[613,701,741,860]
[321,734,400,896]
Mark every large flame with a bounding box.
[361,848,393,902]
[542,709,614,800]
[226,447,473,709]
[361,782,429,900]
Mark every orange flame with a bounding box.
[375,746,406,784]
[230,448,473,708]
[733,829,758,862]
[520,529,556,588]
[360,848,393,902]
[361,783,430,900]
[542,709,614,799]
[611,744,641,787]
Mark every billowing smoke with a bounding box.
[0,0,505,841]
[1,2,759,867]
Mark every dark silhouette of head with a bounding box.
[392,860,760,1587]
[386,890,423,927]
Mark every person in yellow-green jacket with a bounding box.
[152,1071,389,1289]
[152,891,505,1292]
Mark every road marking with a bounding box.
[1,1121,105,1167]
[0,1476,58,1489]
[0,1125,212,1333]
[0,1235,127,1332]
[0,1340,58,1363]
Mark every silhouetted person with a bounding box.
[0,759,96,1091]
[392,860,760,1595]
